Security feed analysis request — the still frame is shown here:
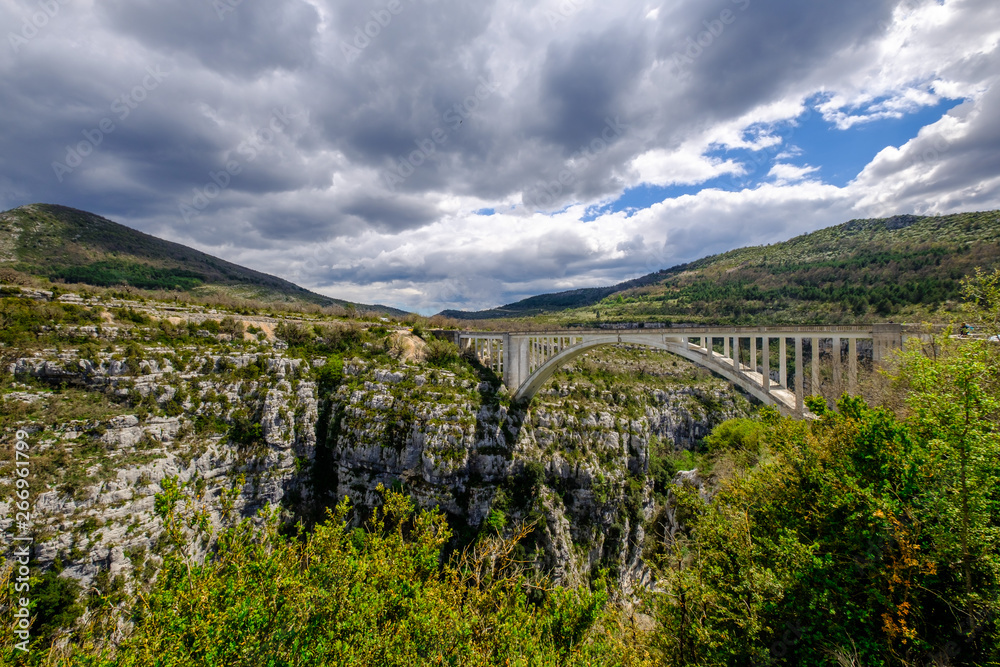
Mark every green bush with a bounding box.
[29,568,83,648]
[424,337,462,367]
[227,412,264,447]
[23,490,637,666]
[275,321,312,347]
[649,332,1000,665]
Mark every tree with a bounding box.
[961,267,1000,336]
[895,332,1000,646]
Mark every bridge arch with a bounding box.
[511,334,778,408]
[448,324,908,419]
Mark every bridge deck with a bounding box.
[447,324,909,418]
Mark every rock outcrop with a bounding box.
[2,343,750,595]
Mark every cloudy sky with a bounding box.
[2,0,999,313]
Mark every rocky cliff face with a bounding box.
[321,346,751,594]
[2,340,750,595]
[2,349,318,585]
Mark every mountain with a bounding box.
[0,204,408,316]
[440,210,1000,326]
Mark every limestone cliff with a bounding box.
[2,339,750,595]
[320,345,751,594]
[2,349,317,584]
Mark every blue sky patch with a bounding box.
[583,95,962,220]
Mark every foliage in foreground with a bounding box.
[1,489,648,666]
[649,332,1000,666]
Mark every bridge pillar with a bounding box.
[762,336,770,392]
[734,337,741,371]
[872,323,902,362]
[795,336,804,414]
[502,334,527,395]
[724,335,730,360]
[779,337,787,388]
[832,336,842,399]
[751,337,758,376]
[519,337,528,389]
[812,336,823,396]
[848,337,858,395]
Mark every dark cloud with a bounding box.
[0,0,997,312]
[534,23,651,151]
[340,194,441,234]
[98,0,320,77]
[653,0,895,112]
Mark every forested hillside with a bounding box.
[443,211,1000,326]
[0,204,405,316]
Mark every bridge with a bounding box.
[434,324,913,416]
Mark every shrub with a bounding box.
[33,490,632,665]
[275,321,312,347]
[424,337,462,367]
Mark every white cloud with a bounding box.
[850,79,1000,216]
[1,0,999,313]
[629,145,744,187]
[768,163,820,186]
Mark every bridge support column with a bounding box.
[751,337,757,376]
[780,337,787,389]
[734,337,741,371]
[848,337,858,395]
[724,336,730,361]
[519,338,528,388]
[832,336,842,401]
[795,336,804,414]
[811,337,820,396]
[872,324,902,363]
[762,336,770,392]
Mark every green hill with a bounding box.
[0,204,408,316]
[441,211,1000,326]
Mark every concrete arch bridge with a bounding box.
[436,325,910,417]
